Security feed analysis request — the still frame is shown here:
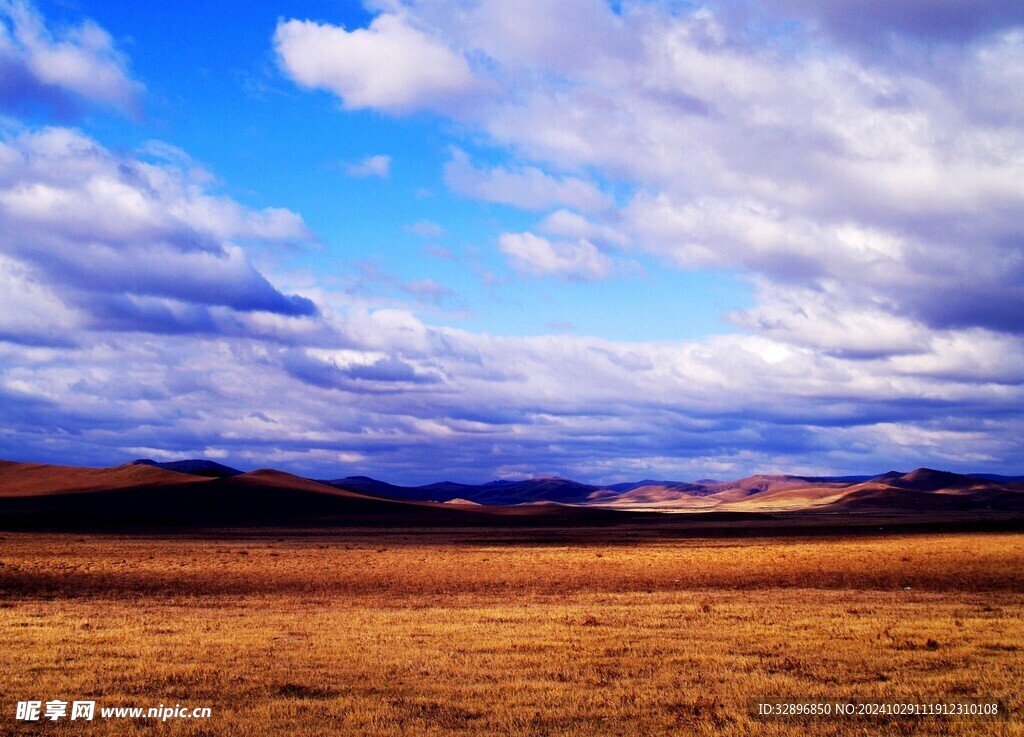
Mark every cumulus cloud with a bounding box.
[499,231,614,281]
[344,154,391,178]
[0,0,140,115]
[6,303,1022,482]
[280,3,1024,343]
[426,2,1024,343]
[0,126,320,343]
[273,13,477,113]
[727,280,932,359]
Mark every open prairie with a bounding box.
[2,529,1023,736]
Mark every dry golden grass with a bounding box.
[2,529,1023,736]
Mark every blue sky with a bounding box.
[0,0,1022,482]
[42,0,750,343]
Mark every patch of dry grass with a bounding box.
[1,530,1023,735]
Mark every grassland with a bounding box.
[2,529,1023,736]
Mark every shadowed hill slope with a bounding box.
[0,461,206,497]
[131,458,243,478]
[0,463,458,527]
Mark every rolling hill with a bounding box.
[0,460,1021,528]
[0,461,463,527]
[0,460,207,497]
[0,461,643,528]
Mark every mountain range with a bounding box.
[321,468,1024,510]
[0,458,1021,529]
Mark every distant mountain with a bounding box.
[887,468,977,491]
[324,475,422,498]
[470,477,604,505]
[587,475,876,494]
[592,484,702,506]
[324,476,487,502]
[326,468,1024,510]
[597,482,717,504]
[604,479,684,493]
[835,488,1024,512]
[587,468,1024,513]
[738,469,1024,513]
[969,473,1024,483]
[697,475,839,502]
[326,475,603,505]
[131,458,242,478]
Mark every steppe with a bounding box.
[2,528,1022,736]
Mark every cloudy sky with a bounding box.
[1,0,1022,483]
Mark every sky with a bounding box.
[0,0,1022,483]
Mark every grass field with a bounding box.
[2,529,1023,735]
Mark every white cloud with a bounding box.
[499,231,613,281]
[0,126,321,340]
[3,271,1023,480]
[378,0,629,74]
[444,148,611,212]
[0,251,80,345]
[278,3,1024,341]
[344,154,391,178]
[622,193,914,282]
[728,280,932,358]
[538,209,629,246]
[273,13,477,113]
[0,0,140,112]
